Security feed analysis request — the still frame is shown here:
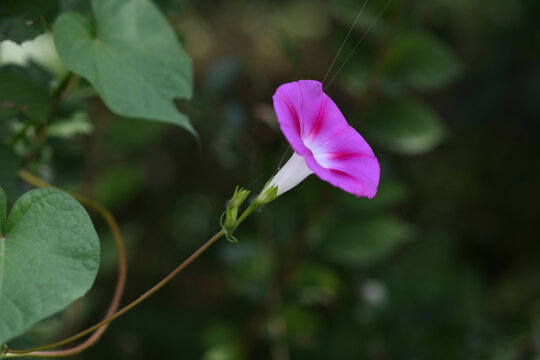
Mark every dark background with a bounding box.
[2,0,540,359]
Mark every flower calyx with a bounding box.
[221,186,250,242]
[253,181,278,208]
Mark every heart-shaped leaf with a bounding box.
[0,187,100,346]
[53,0,194,134]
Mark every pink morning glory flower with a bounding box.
[267,80,380,199]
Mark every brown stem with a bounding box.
[4,185,224,358]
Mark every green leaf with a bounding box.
[0,145,21,201]
[0,71,53,124]
[365,97,446,155]
[0,188,100,345]
[382,32,461,91]
[0,0,57,44]
[0,17,42,44]
[318,217,415,266]
[53,0,195,133]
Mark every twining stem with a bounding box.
[4,172,257,358]
[4,229,224,358]
[6,170,128,358]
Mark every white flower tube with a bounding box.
[267,152,313,196]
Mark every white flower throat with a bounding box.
[268,152,313,196]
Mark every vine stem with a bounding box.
[235,201,258,228]
[46,72,74,127]
[4,169,128,358]
[4,170,225,357]
[5,229,225,357]
[8,117,33,148]
[2,172,257,358]
[23,72,74,166]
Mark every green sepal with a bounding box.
[253,183,278,207]
[229,186,250,209]
[221,186,251,242]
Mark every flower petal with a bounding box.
[305,125,380,198]
[268,152,313,196]
[273,80,347,156]
[272,80,380,198]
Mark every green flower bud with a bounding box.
[229,186,250,208]
[221,186,251,242]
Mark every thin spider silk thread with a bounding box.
[244,145,292,190]
[266,2,371,186]
[321,0,370,87]
[323,0,393,90]
[255,0,389,189]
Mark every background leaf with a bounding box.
[365,97,446,155]
[317,217,415,266]
[0,70,52,124]
[52,0,194,133]
[381,32,462,91]
[0,0,58,44]
[0,188,100,345]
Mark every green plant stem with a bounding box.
[23,72,74,166]
[4,228,225,358]
[8,117,33,148]
[235,201,258,228]
[47,72,74,126]
[3,173,261,358]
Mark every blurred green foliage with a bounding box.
[0,0,58,43]
[365,97,446,155]
[1,0,539,358]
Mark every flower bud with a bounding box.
[221,186,250,242]
[229,186,250,208]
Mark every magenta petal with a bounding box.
[273,80,348,156]
[305,125,380,198]
[272,80,380,198]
